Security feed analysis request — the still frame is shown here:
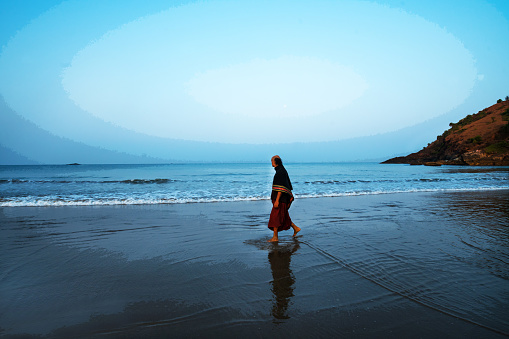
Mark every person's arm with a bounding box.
[274,191,282,208]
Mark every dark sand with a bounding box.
[1,190,508,338]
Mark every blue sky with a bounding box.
[0,0,508,163]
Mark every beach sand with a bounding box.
[1,190,508,338]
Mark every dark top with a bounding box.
[271,165,293,204]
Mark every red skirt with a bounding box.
[268,202,293,231]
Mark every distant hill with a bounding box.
[383,99,509,166]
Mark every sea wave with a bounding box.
[1,187,507,207]
[0,178,178,184]
[301,177,507,185]
[2,175,504,187]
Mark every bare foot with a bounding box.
[268,237,279,242]
[292,223,301,237]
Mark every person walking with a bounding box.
[268,155,300,242]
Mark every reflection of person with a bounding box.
[268,155,300,242]
[269,241,300,321]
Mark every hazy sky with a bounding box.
[0,0,508,163]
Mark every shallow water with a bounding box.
[296,190,509,334]
[0,190,508,337]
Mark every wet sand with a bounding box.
[1,190,508,338]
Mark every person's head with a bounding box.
[271,155,282,167]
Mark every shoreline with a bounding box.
[2,187,508,208]
[1,190,508,338]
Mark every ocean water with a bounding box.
[1,163,508,337]
[0,162,508,207]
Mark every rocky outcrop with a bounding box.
[461,149,509,166]
[383,100,509,166]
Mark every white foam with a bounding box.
[1,187,507,207]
